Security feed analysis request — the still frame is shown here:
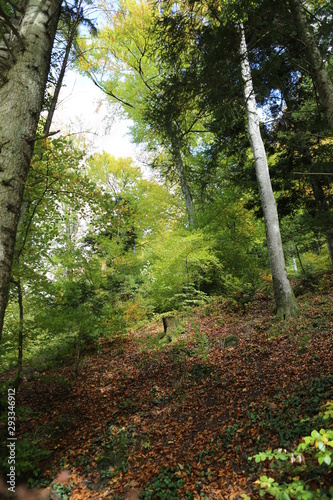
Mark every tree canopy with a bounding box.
[0,1,333,495]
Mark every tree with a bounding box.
[2,135,98,382]
[78,0,199,226]
[239,24,299,317]
[288,0,333,132]
[287,0,333,258]
[146,1,299,315]
[238,0,333,263]
[139,227,220,313]
[0,0,62,340]
[43,0,97,135]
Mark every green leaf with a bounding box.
[311,430,320,439]
[317,440,326,451]
[282,494,290,500]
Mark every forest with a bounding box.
[0,0,332,498]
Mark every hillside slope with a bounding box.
[1,272,333,499]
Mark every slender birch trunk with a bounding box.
[288,0,333,132]
[0,0,61,340]
[239,24,299,317]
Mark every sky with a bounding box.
[52,70,140,160]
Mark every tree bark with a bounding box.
[288,0,333,132]
[14,278,24,389]
[239,24,299,317]
[288,0,333,264]
[172,146,197,228]
[170,127,197,228]
[305,161,333,265]
[0,0,61,340]
[74,328,81,382]
[295,245,306,274]
[326,229,333,266]
[43,0,83,136]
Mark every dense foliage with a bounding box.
[0,0,333,497]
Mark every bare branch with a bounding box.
[30,130,60,142]
[86,70,134,108]
[293,171,333,176]
[0,6,23,46]
[0,23,16,60]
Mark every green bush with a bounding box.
[1,434,51,479]
[140,229,220,313]
[141,466,192,499]
[97,424,135,478]
[249,401,333,499]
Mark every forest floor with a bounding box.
[1,271,333,499]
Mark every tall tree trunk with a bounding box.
[239,24,299,317]
[308,174,333,265]
[295,245,306,274]
[288,0,333,263]
[43,0,83,136]
[172,146,197,228]
[170,127,197,228]
[326,230,333,266]
[13,278,24,389]
[43,35,72,136]
[74,328,81,382]
[12,203,29,389]
[0,0,61,340]
[288,0,333,132]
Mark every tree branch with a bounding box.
[3,0,24,14]
[294,171,333,176]
[86,70,134,108]
[30,129,60,142]
[0,6,23,46]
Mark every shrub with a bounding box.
[249,401,333,499]
[141,466,192,499]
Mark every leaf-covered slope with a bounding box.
[4,272,333,499]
